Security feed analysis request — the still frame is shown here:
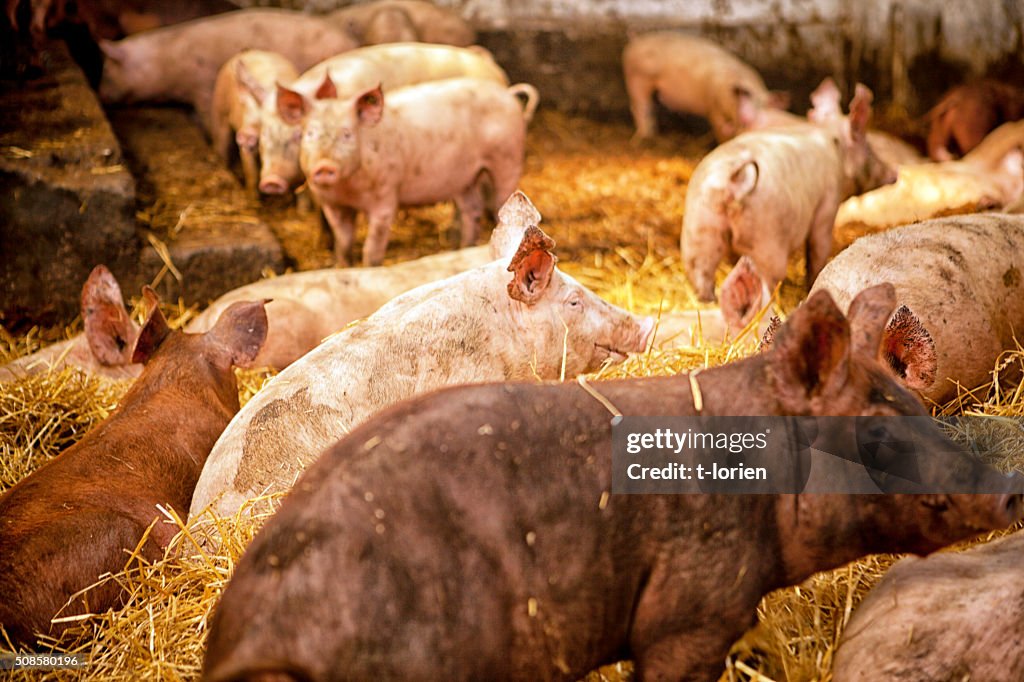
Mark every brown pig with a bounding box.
[812,213,1024,404]
[681,83,896,303]
[188,192,653,520]
[836,119,1024,232]
[297,77,532,265]
[622,31,789,143]
[96,9,357,124]
[927,79,1024,161]
[0,290,267,647]
[327,0,475,47]
[201,284,1024,682]
[255,42,509,196]
[210,50,298,194]
[833,530,1024,682]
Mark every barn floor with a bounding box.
[3,97,1024,682]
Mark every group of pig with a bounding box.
[90,1,536,266]
[3,11,1024,681]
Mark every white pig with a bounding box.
[97,9,357,123]
[622,31,789,143]
[209,50,298,194]
[297,77,534,266]
[681,83,897,303]
[256,42,510,195]
[187,192,655,519]
[327,0,475,47]
[812,213,1024,404]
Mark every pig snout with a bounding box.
[310,161,341,187]
[259,175,289,195]
[998,492,1024,526]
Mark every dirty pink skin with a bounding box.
[256,42,508,196]
[837,119,1024,231]
[96,9,357,126]
[623,31,790,143]
[812,212,1024,405]
[188,192,654,520]
[327,0,475,47]
[0,265,142,383]
[210,50,298,196]
[202,284,1024,682]
[682,83,897,303]
[927,79,1024,161]
[297,77,529,266]
[0,289,267,647]
[833,529,1024,682]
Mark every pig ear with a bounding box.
[757,315,782,353]
[730,159,758,200]
[491,190,541,259]
[314,73,337,100]
[356,85,384,126]
[769,290,851,409]
[847,83,874,141]
[809,77,842,123]
[131,287,172,365]
[883,305,937,390]
[205,299,269,369]
[99,39,127,63]
[768,90,791,110]
[275,83,309,125]
[720,256,767,329]
[846,282,897,358]
[81,265,138,366]
[236,59,267,106]
[506,225,557,305]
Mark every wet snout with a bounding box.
[310,161,341,187]
[258,174,289,195]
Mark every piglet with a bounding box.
[97,9,357,124]
[201,284,1023,682]
[188,191,653,520]
[927,79,1024,161]
[327,0,475,47]
[682,83,896,303]
[210,50,298,195]
[298,77,533,265]
[812,212,1024,404]
[0,289,267,647]
[833,529,1024,682]
[622,31,789,143]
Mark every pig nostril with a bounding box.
[259,178,287,195]
[312,166,339,185]
[1004,494,1024,522]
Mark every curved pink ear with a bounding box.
[81,265,138,366]
[847,83,874,141]
[808,77,842,123]
[236,59,267,105]
[356,85,383,125]
[846,282,897,358]
[205,299,269,369]
[276,83,308,125]
[506,225,556,305]
[883,305,937,390]
[315,73,337,100]
[131,286,171,365]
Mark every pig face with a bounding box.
[828,83,898,196]
[298,81,384,189]
[495,200,654,378]
[257,104,304,194]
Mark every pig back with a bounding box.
[813,213,1024,402]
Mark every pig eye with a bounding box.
[341,129,354,141]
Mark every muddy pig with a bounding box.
[210,50,298,195]
[0,290,266,647]
[327,0,474,47]
[622,31,789,143]
[682,83,896,303]
[201,283,1023,682]
[187,192,653,520]
[812,213,1024,405]
[837,119,1024,232]
[297,77,534,265]
[833,529,1024,682]
[256,42,509,196]
[97,9,357,125]
[927,79,1024,161]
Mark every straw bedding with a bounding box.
[2,110,1022,682]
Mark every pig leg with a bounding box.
[805,195,839,288]
[240,147,259,197]
[321,204,357,267]
[626,73,657,140]
[362,202,397,267]
[454,179,486,248]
